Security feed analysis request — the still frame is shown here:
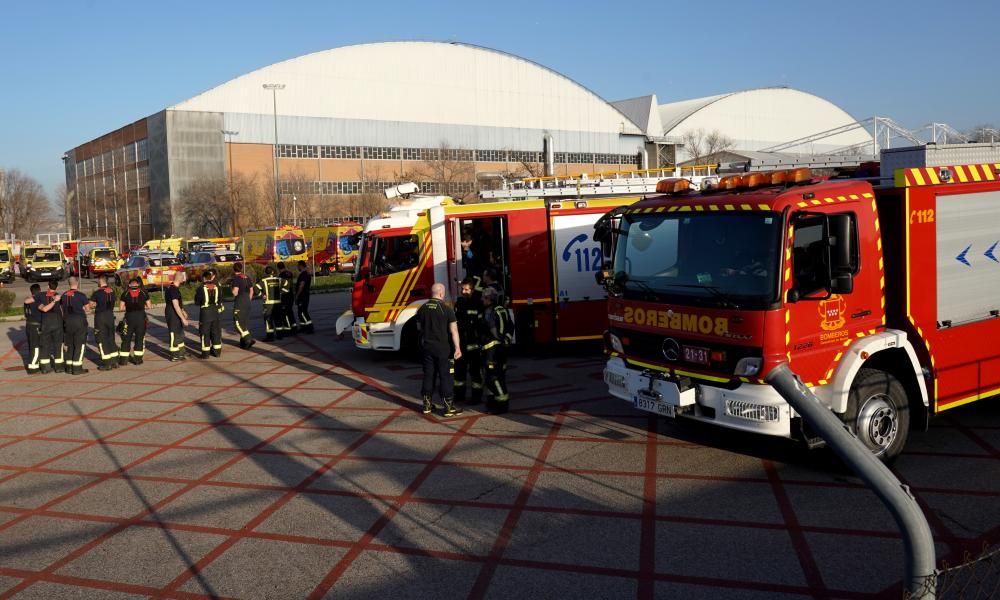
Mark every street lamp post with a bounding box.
[262,83,285,228]
[292,194,297,227]
[222,129,239,236]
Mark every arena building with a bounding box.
[63,42,869,247]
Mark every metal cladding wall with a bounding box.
[658,87,871,159]
[146,111,171,239]
[165,110,226,235]
[221,112,641,155]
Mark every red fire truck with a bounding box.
[598,145,1000,460]
[335,188,642,350]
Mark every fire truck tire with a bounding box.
[842,368,909,462]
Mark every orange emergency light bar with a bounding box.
[655,178,692,194]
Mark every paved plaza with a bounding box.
[0,293,996,599]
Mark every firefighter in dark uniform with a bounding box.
[23,283,43,374]
[230,262,255,349]
[89,274,119,371]
[295,260,313,334]
[453,278,484,405]
[165,270,190,361]
[481,286,513,414]
[60,276,91,375]
[277,262,296,336]
[254,266,282,341]
[415,282,463,417]
[38,280,65,373]
[119,277,151,365]
[194,269,224,359]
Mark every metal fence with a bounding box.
[909,545,1000,599]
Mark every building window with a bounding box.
[320,145,361,159]
[476,149,507,162]
[124,143,137,165]
[136,139,148,162]
[136,165,149,188]
[364,147,401,160]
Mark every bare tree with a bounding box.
[0,169,51,240]
[401,143,477,202]
[679,129,735,165]
[176,176,231,237]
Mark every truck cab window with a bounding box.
[371,235,420,277]
[792,212,858,298]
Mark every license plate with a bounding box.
[633,395,676,418]
[40,272,51,276]
[683,345,710,365]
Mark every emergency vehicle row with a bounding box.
[336,144,1000,462]
[1,223,362,286]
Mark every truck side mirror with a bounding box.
[595,268,614,286]
[831,273,854,294]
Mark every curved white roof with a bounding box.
[172,41,642,135]
[658,87,870,154]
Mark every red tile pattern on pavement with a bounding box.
[0,299,996,599]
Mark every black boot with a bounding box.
[40,364,52,374]
[199,351,209,360]
[119,356,129,366]
[98,361,112,372]
[422,395,433,415]
[74,366,89,375]
[442,398,463,418]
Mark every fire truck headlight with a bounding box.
[607,332,624,354]
[734,357,762,377]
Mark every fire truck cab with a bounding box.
[336,189,641,351]
[598,148,1000,461]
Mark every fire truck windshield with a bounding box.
[366,234,420,277]
[613,212,783,309]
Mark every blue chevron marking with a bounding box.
[956,244,972,267]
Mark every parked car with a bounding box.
[115,253,183,288]
[184,251,244,282]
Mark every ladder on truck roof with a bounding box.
[479,166,719,200]
[718,154,874,173]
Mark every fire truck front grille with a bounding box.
[611,327,759,383]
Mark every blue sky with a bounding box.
[2,0,997,195]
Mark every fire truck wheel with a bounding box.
[842,368,909,462]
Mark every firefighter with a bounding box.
[461,233,485,286]
[60,276,91,375]
[295,260,314,334]
[38,280,65,373]
[194,269,224,359]
[481,286,513,414]
[118,277,151,365]
[164,270,189,361]
[89,274,119,371]
[453,277,484,405]
[481,268,506,306]
[277,261,296,336]
[415,282,462,417]
[230,263,255,349]
[254,266,282,341]
[22,283,43,374]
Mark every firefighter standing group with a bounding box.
[417,270,513,418]
[21,261,313,373]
